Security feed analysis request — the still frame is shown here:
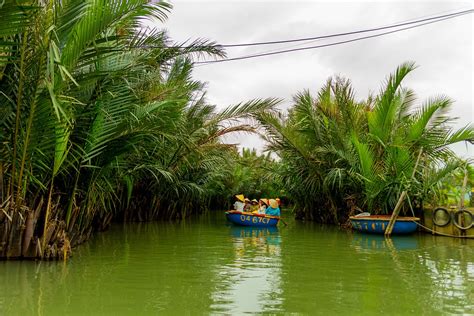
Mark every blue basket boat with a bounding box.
[350,215,419,235]
[225,210,280,227]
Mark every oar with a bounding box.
[279,217,288,226]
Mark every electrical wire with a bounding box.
[248,7,473,55]
[195,10,472,65]
[139,8,473,50]
[217,8,473,47]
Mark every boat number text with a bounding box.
[240,215,271,224]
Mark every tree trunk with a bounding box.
[21,210,34,256]
[7,212,24,258]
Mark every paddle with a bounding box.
[278,208,288,226]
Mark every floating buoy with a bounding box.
[452,209,473,230]
[432,207,451,227]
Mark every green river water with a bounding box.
[1,211,473,315]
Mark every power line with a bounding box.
[217,8,473,48]
[230,8,470,59]
[195,10,472,65]
[139,9,473,50]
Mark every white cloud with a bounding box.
[162,1,473,157]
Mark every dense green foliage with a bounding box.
[229,148,283,200]
[433,164,473,207]
[203,148,284,210]
[0,0,277,258]
[257,63,473,223]
[0,1,472,259]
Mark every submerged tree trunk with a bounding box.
[0,198,72,260]
[7,211,23,258]
[21,210,34,257]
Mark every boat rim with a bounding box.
[226,210,280,220]
[349,215,420,222]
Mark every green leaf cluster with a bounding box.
[0,0,278,246]
[257,63,473,223]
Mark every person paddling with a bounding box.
[265,199,281,217]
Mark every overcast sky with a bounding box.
[159,0,473,157]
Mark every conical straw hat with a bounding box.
[269,199,278,209]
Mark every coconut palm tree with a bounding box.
[257,62,473,223]
[0,0,170,257]
[199,147,283,211]
[0,0,279,259]
[350,62,473,213]
[119,89,280,221]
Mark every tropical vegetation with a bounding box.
[0,0,277,259]
[256,63,473,223]
[204,148,284,210]
[0,1,472,260]
[433,164,473,207]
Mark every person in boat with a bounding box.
[243,198,252,212]
[259,199,269,214]
[265,199,281,217]
[275,197,281,206]
[234,194,245,212]
[250,199,259,213]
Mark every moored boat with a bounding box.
[225,210,280,227]
[350,214,420,234]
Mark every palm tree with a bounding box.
[257,62,473,223]
[200,147,283,211]
[119,93,280,221]
[351,62,473,213]
[0,0,279,259]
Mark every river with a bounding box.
[1,211,473,315]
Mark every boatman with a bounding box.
[265,199,281,216]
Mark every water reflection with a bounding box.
[230,226,281,255]
[417,236,474,313]
[350,233,419,253]
[349,233,474,314]
[210,226,283,314]
[0,214,472,314]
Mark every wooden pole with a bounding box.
[458,167,468,209]
[385,148,423,236]
[457,167,468,233]
[384,191,408,236]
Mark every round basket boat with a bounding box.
[350,214,419,235]
[225,210,280,227]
